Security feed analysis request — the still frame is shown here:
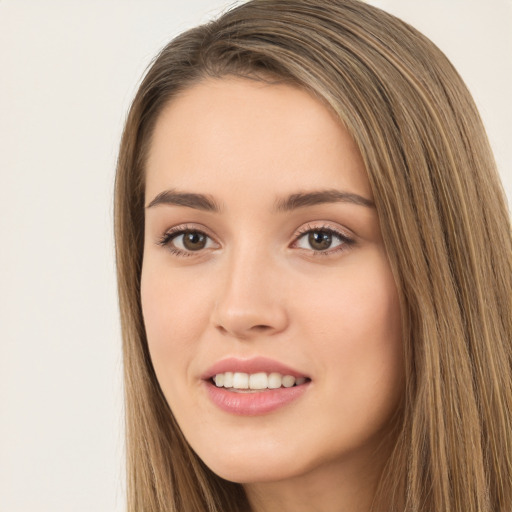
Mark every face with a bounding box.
[141,77,403,487]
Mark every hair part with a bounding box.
[114,1,512,510]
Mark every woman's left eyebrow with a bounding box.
[273,189,375,211]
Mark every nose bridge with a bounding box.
[212,237,288,338]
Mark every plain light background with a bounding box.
[0,1,510,511]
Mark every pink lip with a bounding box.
[205,383,309,415]
[202,357,311,416]
[202,356,309,380]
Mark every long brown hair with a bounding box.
[114,1,512,510]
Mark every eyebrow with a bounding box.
[273,189,375,211]
[146,189,222,212]
[145,188,375,212]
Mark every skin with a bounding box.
[141,77,404,512]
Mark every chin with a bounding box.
[207,458,301,484]
[192,435,307,484]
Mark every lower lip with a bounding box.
[205,380,309,416]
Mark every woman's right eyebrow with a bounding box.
[146,189,221,212]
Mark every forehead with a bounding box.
[145,77,372,205]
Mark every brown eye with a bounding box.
[294,226,353,255]
[182,231,207,251]
[158,228,216,255]
[308,231,333,251]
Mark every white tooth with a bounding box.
[268,372,282,389]
[249,372,268,390]
[223,372,234,388]
[214,374,224,387]
[282,375,296,388]
[233,372,249,389]
[295,377,306,386]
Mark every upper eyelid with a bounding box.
[291,226,354,251]
[157,224,218,248]
[163,223,216,239]
[293,222,354,240]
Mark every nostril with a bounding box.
[252,324,272,331]
[214,322,274,339]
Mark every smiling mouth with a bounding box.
[211,371,310,392]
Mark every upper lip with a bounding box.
[202,356,309,380]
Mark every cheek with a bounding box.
[300,252,403,411]
[140,263,211,378]
[140,264,215,430]
[302,253,401,348]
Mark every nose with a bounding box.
[211,246,289,340]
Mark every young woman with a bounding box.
[114,1,512,510]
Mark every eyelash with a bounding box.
[156,223,355,258]
[157,224,209,258]
[292,223,355,256]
